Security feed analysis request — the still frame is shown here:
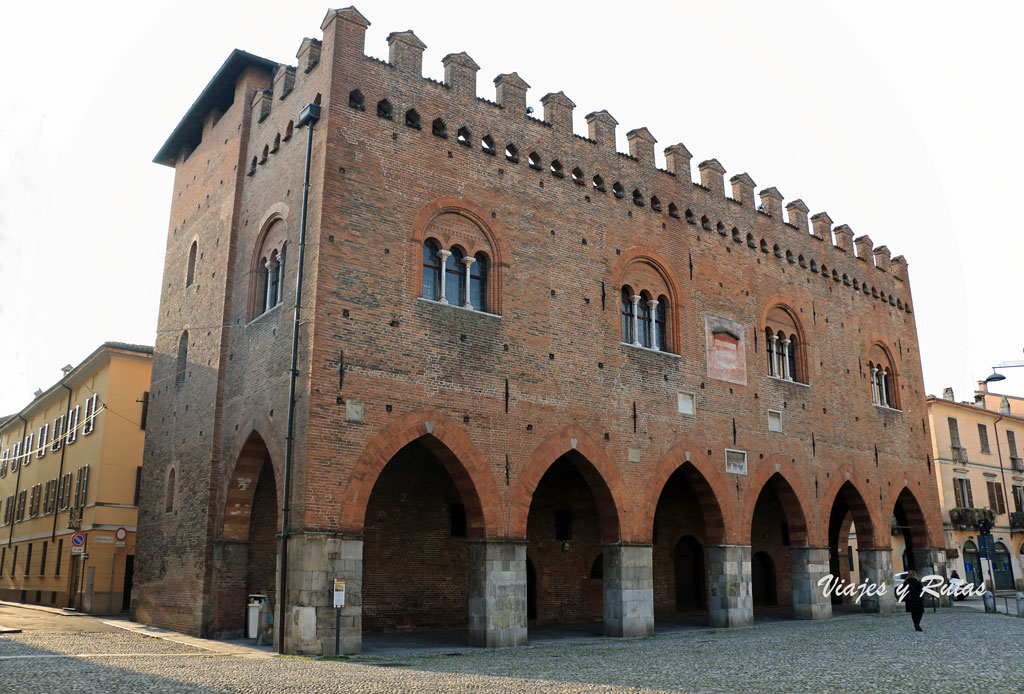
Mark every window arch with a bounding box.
[612,182,625,198]
[481,135,496,155]
[571,167,585,185]
[432,118,447,138]
[763,304,806,384]
[176,331,188,387]
[444,246,466,306]
[422,239,442,300]
[505,143,519,162]
[377,99,393,119]
[593,175,605,192]
[404,108,421,129]
[620,287,635,344]
[457,126,472,146]
[165,467,176,513]
[469,253,488,312]
[251,218,288,319]
[186,241,197,287]
[867,342,899,409]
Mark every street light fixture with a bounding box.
[984,356,1024,384]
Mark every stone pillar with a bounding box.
[857,548,896,613]
[281,533,362,655]
[790,547,833,620]
[468,541,527,647]
[603,544,654,638]
[913,547,951,607]
[706,545,752,627]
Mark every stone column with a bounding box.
[461,256,476,309]
[603,543,654,638]
[630,295,641,347]
[790,547,833,620]
[647,299,659,350]
[870,367,879,404]
[857,548,897,613]
[781,338,791,381]
[913,547,951,607]
[437,249,451,304]
[706,545,752,627]
[468,541,527,647]
[281,533,362,655]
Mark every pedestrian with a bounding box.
[904,569,925,632]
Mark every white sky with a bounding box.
[1,1,1022,415]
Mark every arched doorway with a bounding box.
[828,481,877,611]
[362,438,482,634]
[892,487,932,577]
[650,462,722,623]
[962,540,982,587]
[993,542,1014,590]
[752,551,777,606]
[214,431,279,637]
[750,474,806,616]
[673,536,705,611]
[525,451,617,630]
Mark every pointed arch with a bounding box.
[639,440,731,544]
[341,409,501,538]
[612,247,685,355]
[739,462,811,546]
[822,473,878,549]
[509,428,629,543]
[220,430,280,541]
[889,486,932,550]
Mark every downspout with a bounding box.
[51,383,74,541]
[7,415,28,546]
[279,101,320,654]
[991,415,1012,583]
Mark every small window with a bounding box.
[284,121,293,141]
[248,157,257,175]
[481,135,496,154]
[550,160,564,178]
[632,189,644,206]
[469,253,488,312]
[432,118,447,138]
[621,288,635,344]
[176,331,189,386]
[685,209,695,224]
[786,250,794,263]
[768,410,783,433]
[612,182,625,198]
[731,227,740,243]
[571,167,584,185]
[593,175,605,192]
[746,233,756,249]
[505,143,519,162]
[165,468,175,513]
[186,241,197,287]
[701,215,711,230]
[376,99,393,119]
[271,133,280,153]
[422,240,442,301]
[650,196,662,212]
[760,239,769,253]
[677,391,695,416]
[457,127,472,146]
[348,89,365,110]
[668,202,679,218]
[528,151,542,170]
[554,510,572,541]
[450,502,467,537]
[404,108,421,129]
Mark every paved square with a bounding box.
[1,605,1021,693]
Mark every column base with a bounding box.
[707,545,752,627]
[790,546,833,620]
[468,541,527,648]
[603,543,654,638]
[858,548,897,613]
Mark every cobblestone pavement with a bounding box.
[2,605,1022,693]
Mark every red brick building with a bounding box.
[134,6,945,654]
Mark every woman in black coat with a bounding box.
[904,569,925,631]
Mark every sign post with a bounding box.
[333,579,346,655]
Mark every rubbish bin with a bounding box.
[247,594,267,638]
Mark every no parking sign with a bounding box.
[71,532,86,554]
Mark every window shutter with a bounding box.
[49,478,57,513]
[995,482,1006,515]
[79,465,89,507]
[42,481,50,514]
[37,424,48,458]
[73,469,83,508]
[11,442,20,473]
[947,417,961,447]
[83,394,98,435]
[51,415,64,451]
[953,479,964,508]
[22,434,33,468]
[1009,430,1019,458]
[1014,486,1024,513]
[66,405,80,444]
[965,479,974,507]
[0,449,8,477]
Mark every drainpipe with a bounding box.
[991,415,1012,586]
[279,101,320,655]
[51,383,74,541]
[6,416,28,547]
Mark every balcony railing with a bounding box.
[949,507,996,529]
[1011,456,1023,473]
[950,446,969,464]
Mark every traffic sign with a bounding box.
[94,536,113,544]
[71,533,85,547]
[71,546,84,554]
[114,527,127,541]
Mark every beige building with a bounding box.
[0,343,152,613]
[928,384,1024,592]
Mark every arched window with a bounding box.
[176,331,188,386]
[528,151,542,170]
[469,253,488,312]
[422,239,441,300]
[458,127,472,147]
[572,167,584,185]
[765,327,776,375]
[377,99,393,119]
[620,288,634,344]
[655,296,668,351]
[638,292,653,348]
[550,160,564,178]
[593,175,605,192]
[186,241,197,287]
[868,344,899,409]
[432,118,447,138]
[404,108,421,129]
[505,143,519,162]
[612,182,625,198]
[165,468,175,513]
[787,333,798,382]
[481,135,496,155]
[764,306,804,383]
[445,247,466,307]
[262,247,285,312]
[348,89,365,110]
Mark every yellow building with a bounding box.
[928,384,1024,592]
[0,342,152,613]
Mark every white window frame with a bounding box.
[11,442,20,473]
[22,433,33,468]
[51,415,65,451]
[0,449,8,478]
[83,393,98,435]
[37,423,48,458]
[66,405,80,445]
